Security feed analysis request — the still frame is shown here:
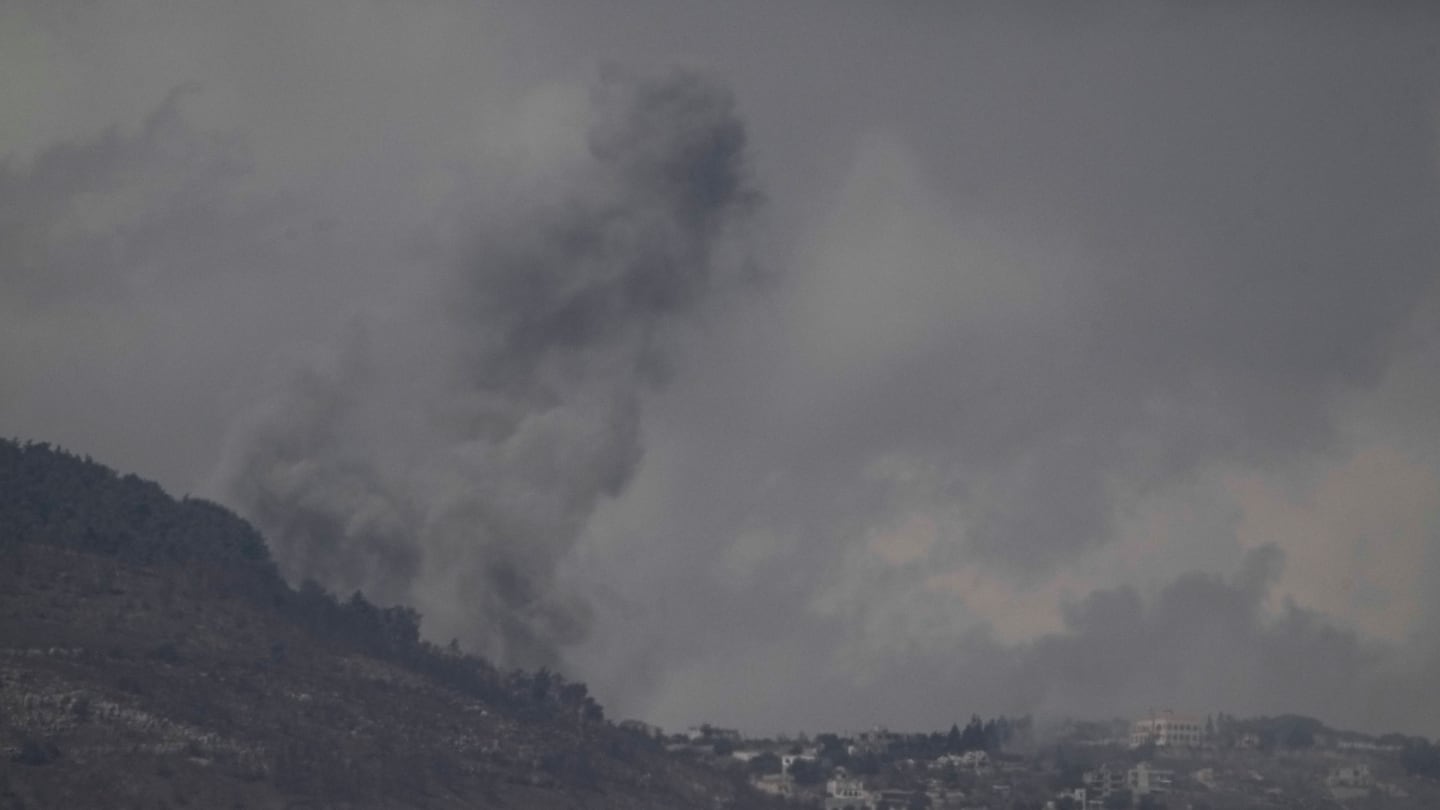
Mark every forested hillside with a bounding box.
[0,439,773,809]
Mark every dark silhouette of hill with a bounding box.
[0,439,776,809]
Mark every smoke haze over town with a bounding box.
[4,2,1439,738]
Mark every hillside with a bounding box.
[0,439,776,810]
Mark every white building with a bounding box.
[1127,762,1174,795]
[1327,764,1373,789]
[1083,762,1173,801]
[960,750,990,769]
[1130,712,1205,748]
[1083,764,1127,797]
[1337,738,1404,753]
[826,776,874,810]
[782,752,818,774]
[686,724,741,742]
[752,774,794,797]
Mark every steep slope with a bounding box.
[0,439,772,810]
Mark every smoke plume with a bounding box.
[218,69,756,667]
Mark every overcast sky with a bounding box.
[4,1,1440,738]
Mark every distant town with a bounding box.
[621,710,1440,809]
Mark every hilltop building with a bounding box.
[618,719,663,738]
[1130,711,1205,748]
[686,724,741,743]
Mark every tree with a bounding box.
[379,605,421,648]
[1281,723,1314,749]
[12,738,60,766]
[1401,738,1440,780]
[557,681,589,707]
[959,716,986,751]
[817,733,851,768]
[788,758,825,785]
[1103,789,1132,810]
[749,752,782,776]
[529,667,554,703]
[851,752,881,776]
[983,719,998,751]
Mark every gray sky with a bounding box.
[4,1,1439,737]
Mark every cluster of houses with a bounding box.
[1056,761,1175,809]
[616,712,1431,809]
[741,739,1014,809]
[1124,710,1410,755]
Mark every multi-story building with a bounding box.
[1083,764,1128,797]
[1130,712,1205,748]
[825,775,874,810]
[1127,762,1174,795]
[1084,762,1174,801]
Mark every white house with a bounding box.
[960,750,990,770]
[825,775,874,810]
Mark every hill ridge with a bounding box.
[0,437,772,809]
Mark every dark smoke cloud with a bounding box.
[218,69,757,668]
